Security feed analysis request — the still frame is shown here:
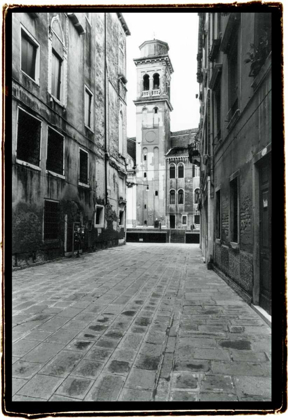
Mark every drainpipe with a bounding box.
[104,13,108,205]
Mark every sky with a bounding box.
[123,12,200,138]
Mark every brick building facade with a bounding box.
[11,12,130,267]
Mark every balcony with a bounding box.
[142,91,150,97]
[152,89,160,96]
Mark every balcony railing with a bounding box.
[142,91,150,97]
[152,89,160,96]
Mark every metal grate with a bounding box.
[44,200,60,240]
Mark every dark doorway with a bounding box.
[170,215,175,229]
[259,154,271,315]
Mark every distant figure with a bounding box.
[159,221,162,230]
[144,220,147,228]
[154,218,159,229]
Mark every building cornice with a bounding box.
[134,55,174,74]
[134,97,173,112]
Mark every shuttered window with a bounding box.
[47,127,64,175]
[17,108,41,166]
[44,200,60,240]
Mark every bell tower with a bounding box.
[134,39,173,227]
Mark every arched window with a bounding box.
[194,188,200,204]
[143,147,148,162]
[178,163,184,178]
[170,190,175,204]
[169,164,176,179]
[178,189,184,204]
[143,74,149,91]
[153,73,160,89]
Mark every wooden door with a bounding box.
[259,155,271,314]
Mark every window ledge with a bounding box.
[21,71,40,86]
[46,170,65,179]
[16,159,41,171]
[94,224,104,229]
[85,125,94,133]
[78,182,90,188]
[230,242,239,250]
[50,94,66,108]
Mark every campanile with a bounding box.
[133,39,173,227]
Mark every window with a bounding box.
[142,108,148,126]
[215,84,221,139]
[178,163,184,178]
[194,214,200,224]
[51,50,62,100]
[153,73,160,89]
[155,191,158,197]
[230,177,239,243]
[17,107,41,167]
[85,86,93,129]
[143,74,149,91]
[44,200,60,240]
[178,189,184,204]
[47,127,64,175]
[144,155,147,161]
[170,190,175,204]
[79,149,88,185]
[48,16,67,105]
[94,205,104,227]
[21,28,39,82]
[228,34,239,118]
[216,189,221,239]
[144,172,147,178]
[169,164,176,179]
[182,215,187,225]
[118,110,123,153]
[154,107,158,114]
[119,210,125,226]
[144,204,147,209]
[194,189,200,204]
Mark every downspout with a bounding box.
[104,12,108,205]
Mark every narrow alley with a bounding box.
[12,244,271,402]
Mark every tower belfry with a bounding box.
[133,39,174,227]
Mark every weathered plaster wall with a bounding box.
[12,12,129,266]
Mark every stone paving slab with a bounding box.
[11,243,271,402]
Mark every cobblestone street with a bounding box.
[12,243,271,402]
